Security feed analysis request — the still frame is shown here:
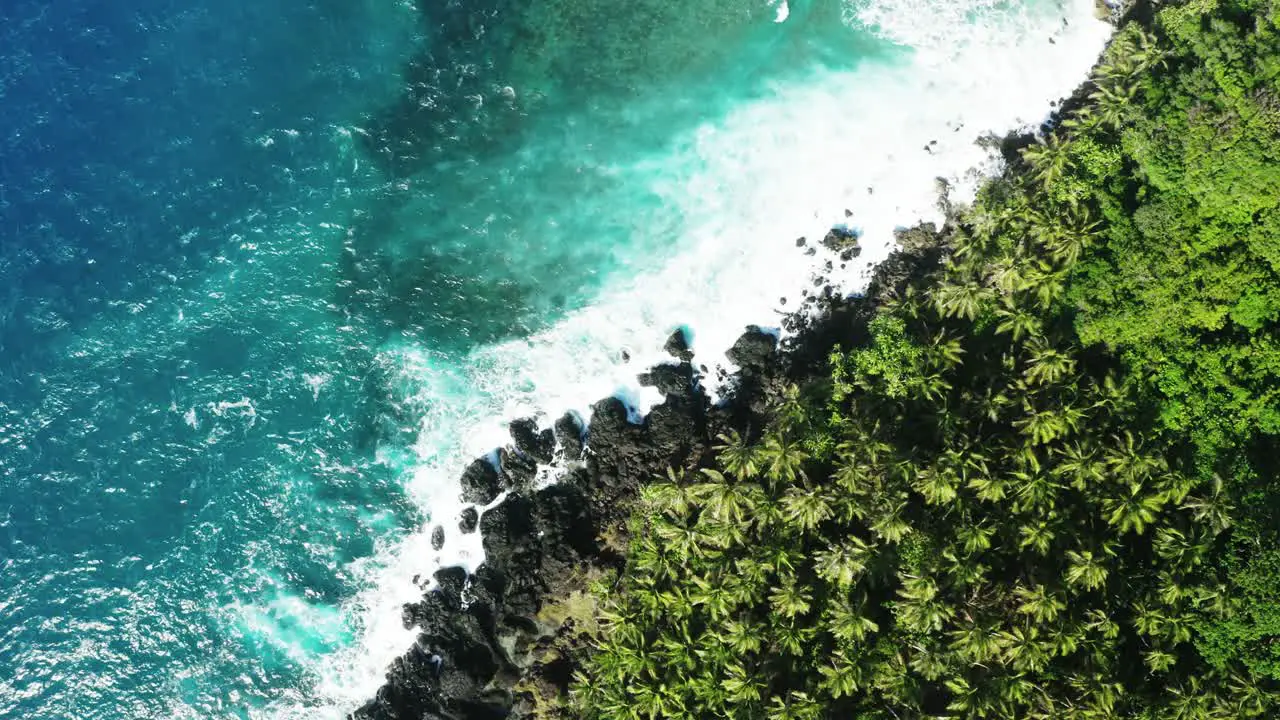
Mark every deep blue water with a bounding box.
[0,1,426,716]
[0,0,1106,716]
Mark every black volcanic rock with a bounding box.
[726,326,778,370]
[509,417,554,464]
[421,611,500,705]
[663,328,694,361]
[585,397,631,451]
[497,448,537,493]
[480,494,537,574]
[401,589,450,631]
[431,525,445,551]
[352,642,443,720]
[821,225,860,252]
[638,362,694,398]
[460,458,501,505]
[434,566,468,606]
[533,483,597,561]
[553,411,584,459]
[459,507,479,534]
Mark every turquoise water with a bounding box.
[0,0,1110,717]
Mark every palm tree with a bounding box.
[1055,440,1106,490]
[774,383,809,433]
[1160,603,1193,643]
[1153,526,1208,570]
[1022,262,1068,310]
[817,649,866,699]
[941,548,988,587]
[1103,483,1165,535]
[1224,669,1272,718]
[716,430,763,479]
[987,258,1031,295]
[760,432,809,488]
[1105,431,1166,484]
[912,465,960,505]
[996,303,1044,342]
[926,331,967,372]
[720,662,764,705]
[813,537,874,589]
[767,691,822,720]
[697,477,762,526]
[945,676,984,716]
[1144,645,1177,674]
[973,386,1015,422]
[642,472,692,516]
[1018,518,1057,556]
[826,595,879,644]
[720,620,764,656]
[769,579,813,619]
[1043,211,1100,266]
[968,473,1011,503]
[1014,469,1064,513]
[934,281,994,320]
[1002,623,1052,672]
[1021,133,1074,187]
[1089,79,1139,129]
[869,499,913,543]
[1016,405,1074,445]
[956,521,996,553]
[949,618,1002,663]
[1064,549,1109,591]
[1014,583,1067,623]
[1131,600,1167,638]
[1023,340,1078,386]
[1083,607,1121,640]
[907,639,951,680]
[1180,474,1234,535]
[771,618,812,656]
[1166,676,1216,720]
[895,574,954,633]
[1067,672,1122,718]
[781,487,832,533]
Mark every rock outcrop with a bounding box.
[351,329,736,720]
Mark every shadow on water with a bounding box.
[338,0,897,352]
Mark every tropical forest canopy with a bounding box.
[562,0,1280,717]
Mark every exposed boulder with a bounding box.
[637,361,694,399]
[509,417,554,465]
[726,326,778,370]
[553,411,584,459]
[583,397,631,457]
[460,458,502,505]
[497,448,537,493]
[821,225,860,253]
[459,507,480,534]
[662,327,694,362]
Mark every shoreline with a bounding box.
[348,225,947,720]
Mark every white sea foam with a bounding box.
[263,1,1111,716]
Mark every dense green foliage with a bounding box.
[567,2,1280,718]
[1060,0,1280,455]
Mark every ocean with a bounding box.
[0,0,1110,717]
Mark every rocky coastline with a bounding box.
[349,227,944,720]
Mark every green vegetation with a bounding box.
[565,1,1280,717]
